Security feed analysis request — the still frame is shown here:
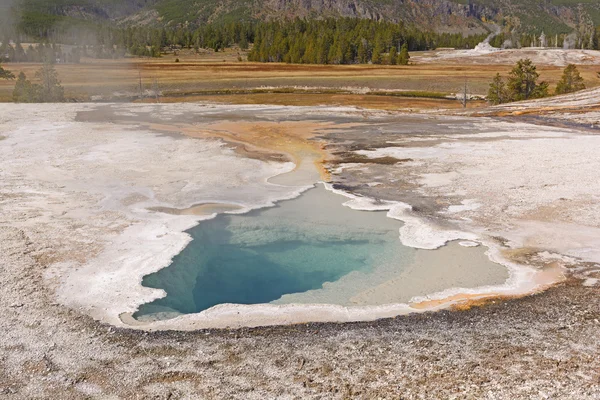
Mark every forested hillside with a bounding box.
[0,17,490,64]
[4,0,600,37]
[246,19,486,64]
[1,0,600,66]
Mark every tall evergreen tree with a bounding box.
[389,46,397,65]
[555,64,585,95]
[398,43,410,65]
[239,35,249,51]
[357,40,368,64]
[507,59,548,100]
[12,72,35,102]
[371,40,383,64]
[35,61,65,102]
[487,73,508,105]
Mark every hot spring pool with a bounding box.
[134,185,508,321]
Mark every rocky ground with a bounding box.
[2,223,599,398]
[1,102,600,398]
[478,87,600,128]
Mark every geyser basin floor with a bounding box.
[134,185,508,322]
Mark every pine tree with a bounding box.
[487,73,508,105]
[507,59,548,100]
[317,38,330,64]
[12,72,35,102]
[344,41,355,64]
[239,35,249,51]
[0,61,15,80]
[555,64,585,95]
[371,40,383,64]
[398,43,410,65]
[535,81,550,99]
[259,40,269,62]
[389,46,397,65]
[357,40,368,64]
[35,61,65,102]
[288,42,303,63]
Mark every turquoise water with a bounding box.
[134,185,412,319]
[134,185,509,321]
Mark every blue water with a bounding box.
[134,185,411,319]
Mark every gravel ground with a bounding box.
[1,224,599,399]
[1,102,600,398]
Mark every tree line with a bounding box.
[0,58,65,102]
[0,42,84,63]
[488,59,586,105]
[2,18,488,64]
[5,16,600,65]
[2,42,131,63]
[245,19,485,65]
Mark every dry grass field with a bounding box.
[1,47,598,109]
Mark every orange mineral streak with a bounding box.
[410,259,566,312]
[148,120,364,182]
[410,292,507,311]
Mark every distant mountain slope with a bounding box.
[5,0,600,36]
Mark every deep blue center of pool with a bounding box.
[134,186,409,319]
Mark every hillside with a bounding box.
[4,0,600,38]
